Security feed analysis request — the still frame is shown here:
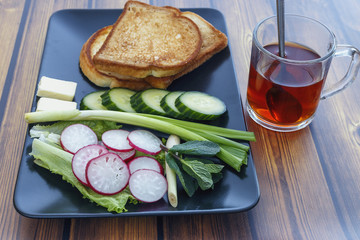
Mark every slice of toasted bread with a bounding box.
[93,1,202,79]
[79,26,152,90]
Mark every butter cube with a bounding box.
[36,76,77,101]
[36,97,77,112]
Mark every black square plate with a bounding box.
[14,8,260,218]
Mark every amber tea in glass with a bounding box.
[246,15,360,132]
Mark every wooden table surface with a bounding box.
[1,0,360,239]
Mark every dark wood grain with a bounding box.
[1,0,360,239]
[163,213,255,240]
[68,217,157,239]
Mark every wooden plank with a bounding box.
[0,0,42,239]
[163,213,254,240]
[69,217,157,240]
[0,0,69,239]
[247,126,349,239]
[286,0,360,239]
[16,218,66,240]
[0,0,25,91]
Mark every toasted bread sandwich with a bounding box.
[79,1,228,90]
[93,1,202,79]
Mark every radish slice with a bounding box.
[102,129,133,152]
[129,169,167,203]
[72,144,108,186]
[60,124,98,154]
[127,130,162,155]
[86,153,130,195]
[111,149,136,162]
[128,156,163,174]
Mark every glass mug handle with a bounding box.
[321,44,360,99]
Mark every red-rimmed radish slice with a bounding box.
[72,144,108,186]
[86,153,130,195]
[111,149,136,162]
[129,169,167,203]
[128,156,163,174]
[60,124,98,154]
[101,129,133,152]
[127,130,162,155]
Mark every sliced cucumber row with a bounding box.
[80,88,227,121]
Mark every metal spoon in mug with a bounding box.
[266,1,303,124]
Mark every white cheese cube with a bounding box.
[36,97,77,112]
[36,76,77,101]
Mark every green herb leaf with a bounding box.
[204,163,224,174]
[185,157,224,174]
[165,153,198,197]
[181,158,214,190]
[169,141,220,156]
[185,157,224,189]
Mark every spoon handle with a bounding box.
[277,0,285,57]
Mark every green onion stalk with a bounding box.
[25,110,255,172]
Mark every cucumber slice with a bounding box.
[175,91,226,120]
[160,91,185,119]
[101,88,136,113]
[80,90,107,110]
[130,89,169,116]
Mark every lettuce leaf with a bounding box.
[30,139,137,213]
